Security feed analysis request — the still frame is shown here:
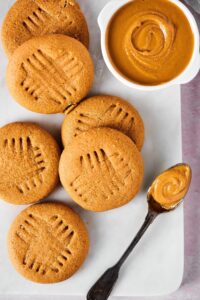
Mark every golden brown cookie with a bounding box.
[62,95,145,150]
[8,202,89,283]
[2,0,89,57]
[6,34,94,114]
[0,122,60,205]
[59,128,144,212]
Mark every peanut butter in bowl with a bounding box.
[106,0,195,86]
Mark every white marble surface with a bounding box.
[0,0,185,299]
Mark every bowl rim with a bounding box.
[98,0,200,91]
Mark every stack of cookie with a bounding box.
[60,95,145,212]
[3,0,94,114]
[0,0,145,285]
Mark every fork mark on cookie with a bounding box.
[104,104,117,115]
[49,215,75,242]
[105,104,135,130]
[22,7,51,34]
[18,214,74,275]
[2,136,46,194]
[21,77,40,101]
[56,52,83,87]
[70,149,132,202]
[98,149,125,193]
[74,113,98,135]
[74,118,97,137]
[21,50,82,106]
[73,105,135,138]
[16,223,34,244]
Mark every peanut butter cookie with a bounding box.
[0,122,60,205]
[8,202,89,283]
[62,95,145,150]
[2,0,89,57]
[59,128,144,212]
[6,35,94,114]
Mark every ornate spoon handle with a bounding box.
[87,209,158,300]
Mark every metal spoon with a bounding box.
[87,163,192,300]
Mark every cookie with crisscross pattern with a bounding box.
[6,35,94,114]
[62,95,145,150]
[0,122,60,204]
[59,128,144,212]
[8,202,89,283]
[2,0,89,57]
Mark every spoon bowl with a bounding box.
[148,163,192,213]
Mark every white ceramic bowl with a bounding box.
[98,0,200,91]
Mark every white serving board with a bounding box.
[0,0,183,297]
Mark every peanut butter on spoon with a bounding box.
[87,163,192,300]
[148,163,192,211]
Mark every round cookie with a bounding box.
[2,0,89,57]
[8,202,89,283]
[0,122,60,205]
[59,128,144,212]
[6,35,94,114]
[62,95,145,150]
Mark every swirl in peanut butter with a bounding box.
[124,11,176,74]
[107,0,194,85]
[148,164,191,209]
